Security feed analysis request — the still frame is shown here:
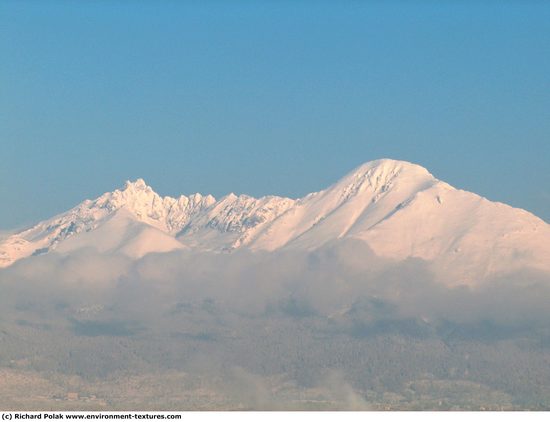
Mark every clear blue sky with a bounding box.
[1,0,549,229]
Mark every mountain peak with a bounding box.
[326,159,436,203]
[348,159,432,181]
[2,159,550,282]
[124,178,151,192]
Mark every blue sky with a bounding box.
[1,0,549,229]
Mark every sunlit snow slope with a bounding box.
[1,159,549,283]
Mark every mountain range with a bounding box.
[2,159,549,283]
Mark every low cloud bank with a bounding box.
[1,239,550,334]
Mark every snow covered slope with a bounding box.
[249,160,550,282]
[54,209,187,259]
[0,178,294,266]
[1,159,549,283]
[0,179,214,266]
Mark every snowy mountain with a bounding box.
[0,177,295,266]
[2,159,549,283]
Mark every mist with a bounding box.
[3,239,550,329]
[1,239,550,409]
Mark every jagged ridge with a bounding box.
[1,159,550,283]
